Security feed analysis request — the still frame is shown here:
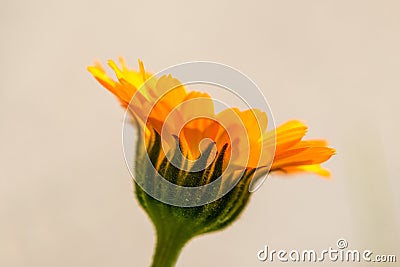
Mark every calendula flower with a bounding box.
[88,58,335,267]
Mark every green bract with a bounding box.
[134,130,256,267]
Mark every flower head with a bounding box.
[88,58,334,177]
[88,58,335,267]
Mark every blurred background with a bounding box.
[1,0,399,266]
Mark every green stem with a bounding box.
[151,224,191,267]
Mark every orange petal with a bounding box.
[264,120,308,152]
[274,164,332,178]
[272,146,335,169]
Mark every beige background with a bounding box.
[1,0,399,266]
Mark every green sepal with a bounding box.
[134,130,257,267]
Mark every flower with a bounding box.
[88,58,334,176]
[88,58,335,267]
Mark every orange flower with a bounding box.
[88,58,335,177]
